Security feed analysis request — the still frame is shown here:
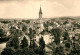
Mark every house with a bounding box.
[34,33,54,44]
[74,29,80,34]
[68,31,75,40]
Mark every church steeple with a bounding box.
[39,6,42,18]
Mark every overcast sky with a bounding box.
[0,0,80,19]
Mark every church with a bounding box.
[28,6,44,34]
[36,6,44,34]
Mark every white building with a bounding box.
[34,33,54,44]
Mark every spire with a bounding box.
[39,6,42,18]
[39,6,42,14]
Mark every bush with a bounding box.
[0,29,5,38]
[65,43,70,48]
[6,37,19,49]
[1,47,15,55]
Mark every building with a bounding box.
[35,6,44,34]
[19,6,44,44]
[26,6,44,34]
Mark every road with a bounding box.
[0,43,6,54]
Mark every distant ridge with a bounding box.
[0,16,80,21]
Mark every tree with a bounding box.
[10,27,23,37]
[6,37,19,49]
[39,37,45,49]
[33,39,36,48]
[39,37,45,55]
[68,43,80,55]
[1,47,15,55]
[26,20,30,24]
[29,28,34,39]
[63,31,69,40]
[15,49,22,55]
[1,21,10,24]
[43,22,48,31]
[29,28,32,35]
[29,39,39,55]
[21,36,28,48]
[29,40,32,48]
[51,28,62,45]
[0,29,5,38]
[22,47,36,55]
[65,42,70,48]
[33,30,36,35]
[53,46,64,55]
[29,39,38,49]
[34,47,39,54]
[63,21,68,24]
[22,25,27,32]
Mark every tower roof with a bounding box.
[39,6,42,14]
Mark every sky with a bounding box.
[0,0,80,19]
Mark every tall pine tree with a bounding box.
[21,36,28,48]
[39,37,45,55]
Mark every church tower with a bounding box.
[39,6,42,19]
[35,6,44,34]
